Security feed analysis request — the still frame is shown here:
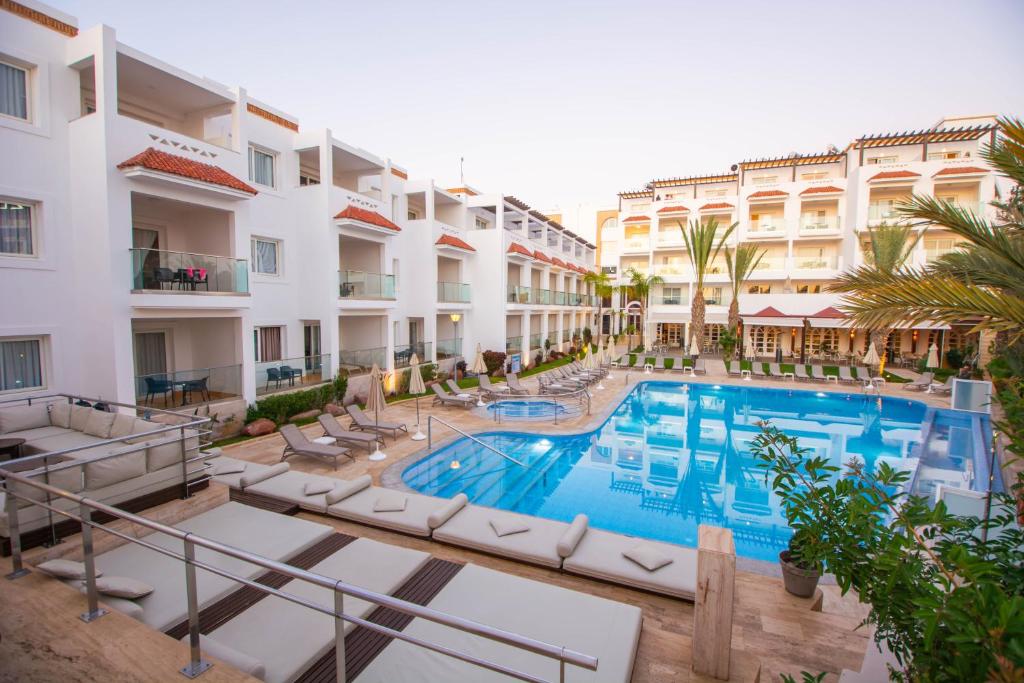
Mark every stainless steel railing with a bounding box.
[426,415,527,467]
[0,469,596,682]
[491,385,592,425]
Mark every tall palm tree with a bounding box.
[724,244,765,331]
[583,270,618,346]
[624,266,664,349]
[681,218,736,349]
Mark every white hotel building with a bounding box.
[0,1,598,420]
[600,115,1002,362]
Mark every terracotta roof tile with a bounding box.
[435,234,475,252]
[117,148,257,195]
[507,242,533,258]
[700,202,734,211]
[868,170,920,182]
[748,190,789,199]
[750,306,787,317]
[812,306,847,318]
[656,205,690,214]
[800,185,844,195]
[533,250,551,263]
[622,215,651,223]
[334,206,401,232]
[933,165,988,177]
[551,257,567,269]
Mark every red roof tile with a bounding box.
[622,215,651,223]
[868,170,920,182]
[551,257,568,269]
[657,205,690,214]
[748,190,789,199]
[811,306,847,318]
[117,148,257,195]
[700,202,734,211]
[435,234,476,252]
[507,242,533,258]
[334,206,401,232]
[749,306,787,317]
[533,250,551,263]
[800,185,844,195]
[933,165,988,177]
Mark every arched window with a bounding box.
[704,324,725,352]
[807,328,838,355]
[753,326,779,356]
[599,217,618,236]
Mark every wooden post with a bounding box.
[693,525,736,680]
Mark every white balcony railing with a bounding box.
[799,216,841,234]
[746,221,786,237]
[867,203,903,224]
[653,264,687,277]
[793,256,838,271]
[753,256,787,271]
[622,237,650,252]
[656,231,685,246]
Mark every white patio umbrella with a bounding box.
[926,343,939,369]
[605,339,617,379]
[862,342,880,374]
[687,334,698,357]
[742,327,754,359]
[469,343,487,375]
[582,344,597,371]
[408,353,427,441]
[366,364,388,461]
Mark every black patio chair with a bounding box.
[182,376,210,404]
[154,267,175,290]
[279,365,302,385]
[266,367,283,390]
[144,375,173,405]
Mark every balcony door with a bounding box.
[254,326,283,363]
[303,323,321,371]
[134,331,168,378]
[132,227,161,289]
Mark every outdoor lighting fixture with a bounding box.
[713,385,722,390]
[449,459,461,470]
[816,392,827,398]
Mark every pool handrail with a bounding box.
[426,415,527,467]
[490,386,591,425]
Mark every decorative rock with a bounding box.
[324,403,345,417]
[290,409,320,423]
[243,418,276,436]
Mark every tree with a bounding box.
[681,218,736,349]
[583,270,619,346]
[624,266,664,349]
[725,243,766,331]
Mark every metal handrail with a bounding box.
[0,469,597,682]
[491,384,592,425]
[426,415,527,467]
[129,246,249,263]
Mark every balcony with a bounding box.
[131,249,249,294]
[339,271,396,299]
[653,263,688,277]
[507,285,532,304]
[753,255,787,272]
[745,222,787,239]
[395,342,432,368]
[793,255,839,272]
[568,293,583,306]
[437,338,463,360]
[652,294,685,306]
[799,216,841,236]
[867,203,903,225]
[135,364,242,408]
[622,237,651,253]
[337,346,387,375]
[437,281,471,303]
[655,231,685,248]
[553,291,567,306]
[506,336,523,353]
[256,354,332,396]
[534,289,552,305]
[528,333,543,350]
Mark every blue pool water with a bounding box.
[486,400,569,419]
[403,381,989,562]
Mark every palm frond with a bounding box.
[725,244,765,299]
[682,218,736,289]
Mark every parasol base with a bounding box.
[596,383,605,391]
[410,429,426,441]
[476,399,486,407]
[368,449,388,462]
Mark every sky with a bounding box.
[50,0,1024,239]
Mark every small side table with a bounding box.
[740,369,752,380]
[824,375,839,384]
[783,372,795,381]
[0,437,26,461]
[312,436,336,446]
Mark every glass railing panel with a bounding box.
[394,342,432,368]
[794,256,837,270]
[506,285,531,304]
[553,291,567,306]
[505,336,523,353]
[256,354,332,396]
[799,216,841,232]
[534,288,552,305]
[436,338,463,359]
[339,271,396,299]
[528,333,542,350]
[753,256,787,271]
[135,363,243,407]
[130,248,250,294]
[337,346,386,375]
[437,281,471,303]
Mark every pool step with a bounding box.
[468,441,565,507]
[484,444,579,512]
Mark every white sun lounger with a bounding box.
[354,563,642,683]
[204,455,279,489]
[326,478,469,537]
[204,538,431,683]
[431,505,575,568]
[243,469,353,514]
[79,502,334,631]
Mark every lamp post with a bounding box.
[449,313,461,372]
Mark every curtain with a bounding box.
[0,63,28,120]
[258,327,282,362]
[133,333,167,377]
[1,339,42,391]
[249,148,274,187]
[0,201,32,255]
[252,239,277,274]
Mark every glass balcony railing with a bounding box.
[553,291,567,306]
[437,281,471,303]
[528,333,542,350]
[507,285,531,304]
[568,293,582,306]
[130,248,249,294]
[394,342,432,368]
[746,222,786,236]
[799,216,841,233]
[623,237,650,251]
[562,329,571,342]
[506,336,523,353]
[794,257,837,271]
[753,256,787,271]
[652,294,685,305]
[547,331,561,346]
[437,338,463,359]
[136,363,243,408]
[656,231,685,246]
[867,204,904,223]
[339,270,395,299]
[654,264,687,276]
[337,346,386,375]
[256,354,332,396]
[534,288,552,305]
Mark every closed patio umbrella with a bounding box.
[687,334,698,358]
[926,343,939,369]
[862,342,880,374]
[470,343,487,375]
[743,327,754,359]
[408,353,427,441]
[583,344,597,371]
[366,364,388,461]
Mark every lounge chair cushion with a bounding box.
[213,460,246,476]
[556,514,589,558]
[37,559,100,580]
[432,506,569,568]
[426,493,468,530]
[70,405,94,432]
[303,481,334,496]
[324,474,371,504]
[49,402,72,429]
[83,410,117,438]
[146,430,200,472]
[328,487,451,538]
[84,448,147,489]
[623,543,673,572]
[373,492,407,512]
[95,576,154,599]
[490,518,529,537]
[563,528,697,599]
[109,412,138,439]
[0,403,52,434]
[239,462,289,488]
[244,470,342,514]
[186,635,266,681]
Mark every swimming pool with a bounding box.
[485,400,570,420]
[403,381,990,562]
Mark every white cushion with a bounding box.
[324,474,371,504]
[213,461,247,476]
[83,410,117,438]
[303,481,333,496]
[37,559,101,580]
[426,493,468,529]
[622,543,673,572]
[556,514,589,558]
[95,576,154,599]
[0,403,52,433]
[109,412,137,439]
[183,635,266,681]
[489,518,529,537]
[49,402,72,429]
[373,492,407,512]
[239,462,289,488]
[84,449,147,490]
[69,405,93,432]
[125,418,159,445]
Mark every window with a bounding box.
[474,216,489,230]
[0,61,29,121]
[800,171,828,181]
[407,208,421,220]
[705,188,727,198]
[248,145,276,187]
[704,324,725,352]
[251,237,280,275]
[0,199,35,256]
[1,337,44,392]
[751,175,777,186]
[748,284,771,294]
[298,172,319,186]
[867,155,898,165]
[927,151,962,161]
[661,287,682,305]
[702,286,724,305]
[807,329,838,355]
[254,327,283,362]
[796,283,822,294]
[925,237,959,262]
[752,326,779,356]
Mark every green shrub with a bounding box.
[245,374,348,424]
[945,347,965,369]
[627,354,637,367]
[663,358,675,370]
[481,350,506,375]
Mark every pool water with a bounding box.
[403,381,988,562]
[485,400,569,419]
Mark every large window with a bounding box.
[1,337,44,392]
[251,237,280,275]
[806,329,839,355]
[0,199,34,256]
[254,326,283,362]
[0,61,28,121]
[248,145,276,187]
[752,326,779,356]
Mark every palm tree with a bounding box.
[624,266,664,349]
[681,218,736,349]
[724,244,765,331]
[583,270,618,346]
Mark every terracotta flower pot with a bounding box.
[779,550,820,598]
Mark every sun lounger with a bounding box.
[72,502,334,631]
[346,404,408,439]
[431,505,575,568]
[242,469,352,514]
[326,479,469,537]
[903,371,934,391]
[794,365,811,381]
[444,379,470,397]
[317,413,382,453]
[505,373,531,395]
[694,359,707,376]
[652,357,666,372]
[203,537,431,683]
[280,423,353,470]
[357,563,642,683]
[751,363,767,378]
[810,365,828,381]
[479,374,512,398]
[929,376,955,395]
[838,366,857,383]
[768,362,785,378]
[561,527,698,600]
[725,360,741,377]
[431,383,475,409]
[205,455,279,489]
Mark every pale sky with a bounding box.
[51,0,1024,239]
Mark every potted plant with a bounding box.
[778,533,822,598]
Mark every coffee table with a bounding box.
[0,437,26,460]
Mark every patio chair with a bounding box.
[794,365,811,381]
[652,357,666,372]
[506,373,531,395]
[479,374,512,398]
[725,360,741,377]
[930,376,956,395]
[346,404,409,439]
[153,267,175,290]
[265,367,283,391]
[279,365,302,386]
[838,367,857,383]
[279,423,352,470]
[144,375,173,405]
[317,413,383,453]
[904,372,935,391]
[768,363,785,378]
[445,379,469,397]
[538,374,571,394]
[431,383,475,409]
[694,359,707,376]
[810,365,828,381]
[182,376,210,403]
[751,363,767,379]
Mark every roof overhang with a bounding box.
[118,167,255,201]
